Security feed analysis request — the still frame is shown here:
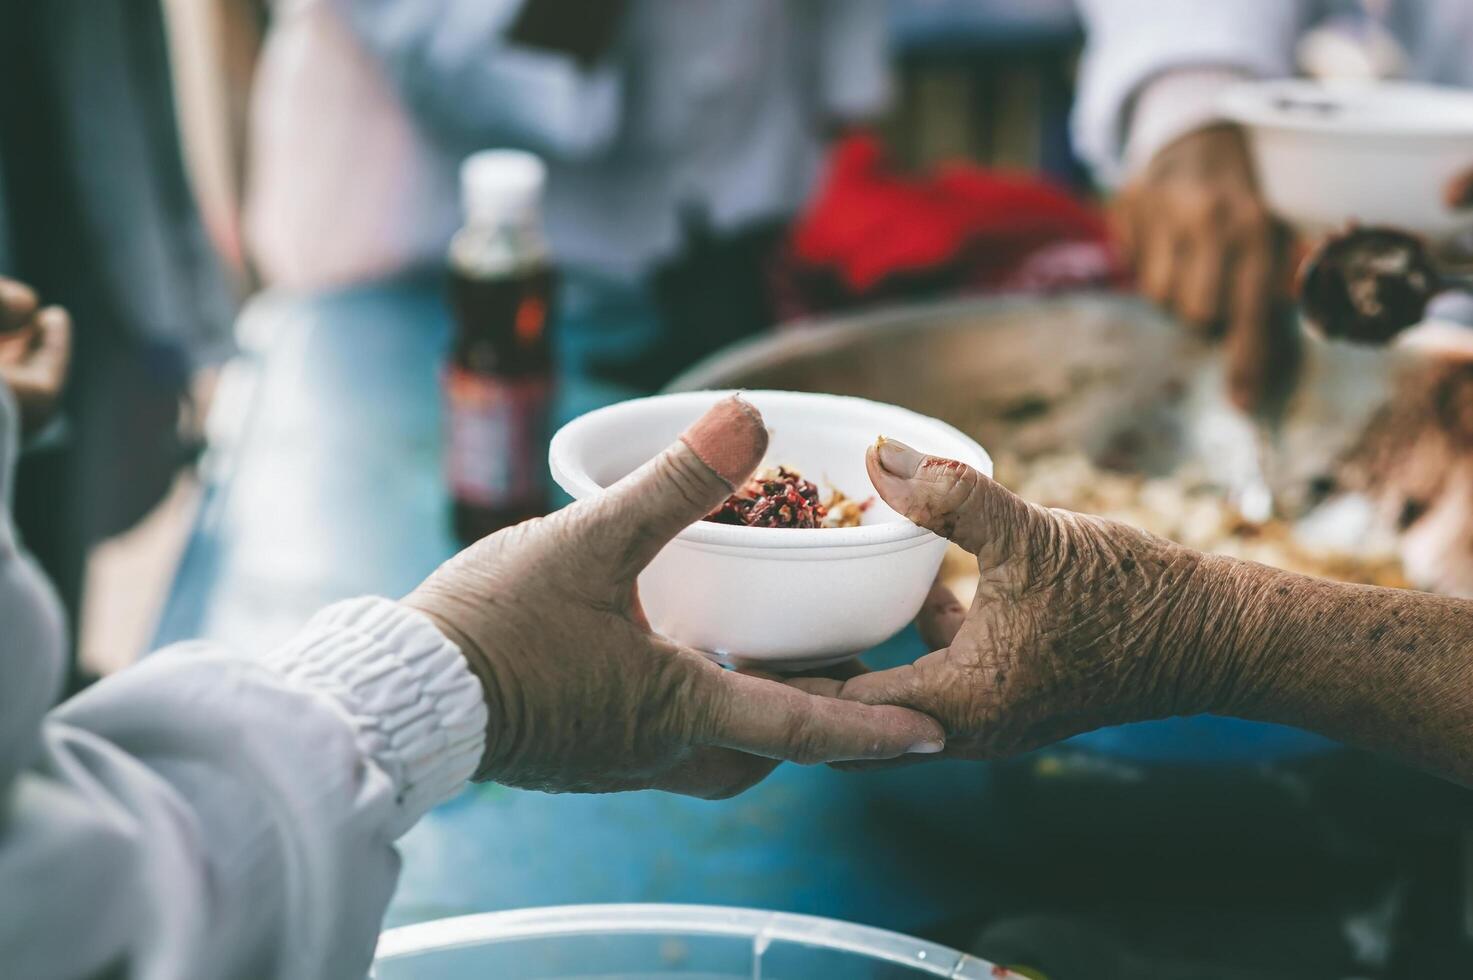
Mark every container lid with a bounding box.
[461,150,546,224]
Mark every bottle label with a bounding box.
[445,367,552,509]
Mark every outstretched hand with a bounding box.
[792,438,1224,763]
[0,278,71,437]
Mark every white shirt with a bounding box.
[0,382,487,978]
[1072,0,1473,186]
[246,0,890,290]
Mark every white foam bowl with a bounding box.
[549,390,991,670]
[1219,79,1473,240]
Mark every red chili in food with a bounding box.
[704,467,873,529]
[705,467,827,528]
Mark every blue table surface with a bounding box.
[154,281,1342,939]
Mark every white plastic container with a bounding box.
[549,390,991,670]
[373,904,1013,978]
[1219,79,1473,240]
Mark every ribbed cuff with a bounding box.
[261,597,488,827]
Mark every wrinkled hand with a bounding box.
[795,439,1224,761]
[1116,125,1289,411]
[404,398,945,796]
[0,278,71,437]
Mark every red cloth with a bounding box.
[776,134,1124,320]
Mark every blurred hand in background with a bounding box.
[0,278,71,438]
[1112,125,1291,412]
[1444,166,1473,211]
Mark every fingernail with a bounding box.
[876,436,925,479]
[680,395,768,488]
[908,740,944,755]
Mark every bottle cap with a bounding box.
[461,150,546,225]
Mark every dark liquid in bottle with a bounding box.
[446,264,556,543]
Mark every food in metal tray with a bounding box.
[941,451,1409,608]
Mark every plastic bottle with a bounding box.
[444,150,556,542]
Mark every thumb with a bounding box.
[789,648,957,725]
[866,437,1040,565]
[588,395,768,582]
[21,307,72,390]
[704,667,944,764]
[0,278,38,334]
[7,307,71,436]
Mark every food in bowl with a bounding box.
[549,390,992,668]
[703,466,872,529]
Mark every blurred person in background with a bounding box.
[246,0,890,390]
[1072,0,1473,410]
[0,0,235,689]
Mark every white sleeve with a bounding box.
[330,0,625,161]
[1119,67,1253,174]
[1071,0,1309,186]
[0,381,67,794]
[0,597,487,980]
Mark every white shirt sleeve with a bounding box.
[0,383,67,795]
[1071,0,1310,186]
[1120,67,1253,175]
[328,0,625,161]
[1,548,487,979]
